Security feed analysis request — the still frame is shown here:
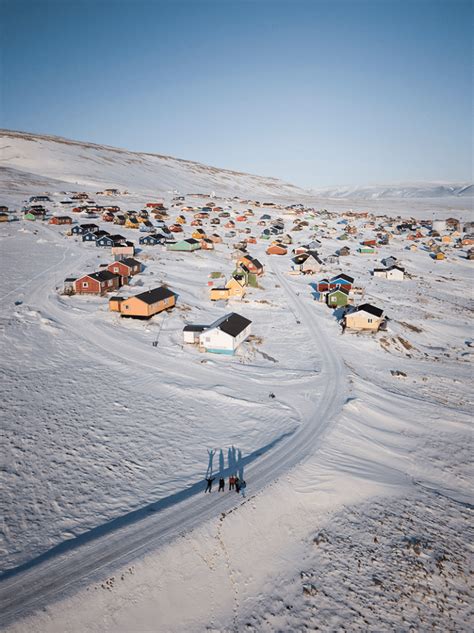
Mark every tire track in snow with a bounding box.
[0,258,348,627]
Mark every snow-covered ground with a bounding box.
[0,131,472,631]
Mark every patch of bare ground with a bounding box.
[238,492,473,632]
[398,321,423,333]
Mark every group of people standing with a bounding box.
[205,475,246,496]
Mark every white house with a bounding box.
[198,313,252,355]
[373,264,404,280]
[386,265,405,280]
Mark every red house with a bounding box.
[146,202,165,209]
[49,216,72,225]
[74,271,121,295]
[107,258,142,282]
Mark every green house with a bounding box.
[358,245,375,254]
[326,288,349,308]
[24,212,36,221]
[167,238,201,252]
[233,266,258,288]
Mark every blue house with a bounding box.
[83,229,109,243]
[139,234,163,246]
[96,234,116,247]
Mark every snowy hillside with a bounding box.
[311,181,473,199]
[0,129,306,202]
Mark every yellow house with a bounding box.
[435,251,445,260]
[209,276,246,301]
[344,304,384,331]
[175,215,186,224]
[192,229,207,239]
[209,287,231,301]
[441,235,452,243]
[226,276,246,297]
[125,217,139,229]
[116,286,176,318]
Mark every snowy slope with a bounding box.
[0,129,306,201]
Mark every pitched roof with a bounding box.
[356,303,383,317]
[85,270,120,283]
[183,324,208,332]
[330,273,354,283]
[132,286,175,305]
[210,312,251,337]
[328,287,349,296]
[120,257,141,267]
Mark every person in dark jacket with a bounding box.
[218,477,225,492]
[235,477,241,493]
[205,477,215,493]
[240,480,247,497]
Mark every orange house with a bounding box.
[266,244,287,256]
[115,286,176,318]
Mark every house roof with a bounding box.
[132,286,176,305]
[356,303,383,318]
[85,270,121,283]
[330,273,354,284]
[328,287,349,296]
[210,312,251,337]
[120,257,141,267]
[183,324,208,332]
[305,250,322,262]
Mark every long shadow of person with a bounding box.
[219,449,225,474]
[228,446,236,474]
[206,448,215,478]
[237,449,244,481]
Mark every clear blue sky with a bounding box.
[1,0,472,187]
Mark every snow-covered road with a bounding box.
[0,259,348,627]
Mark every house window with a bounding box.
[108,280,113,287]
[113,267,119,273]
[83,282,88,288]
[368,318,373,323]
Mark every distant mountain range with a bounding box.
[0,129,471,203]
[310,182,473,199]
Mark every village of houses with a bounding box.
[2,189,473,361]
[1,169,473,633]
